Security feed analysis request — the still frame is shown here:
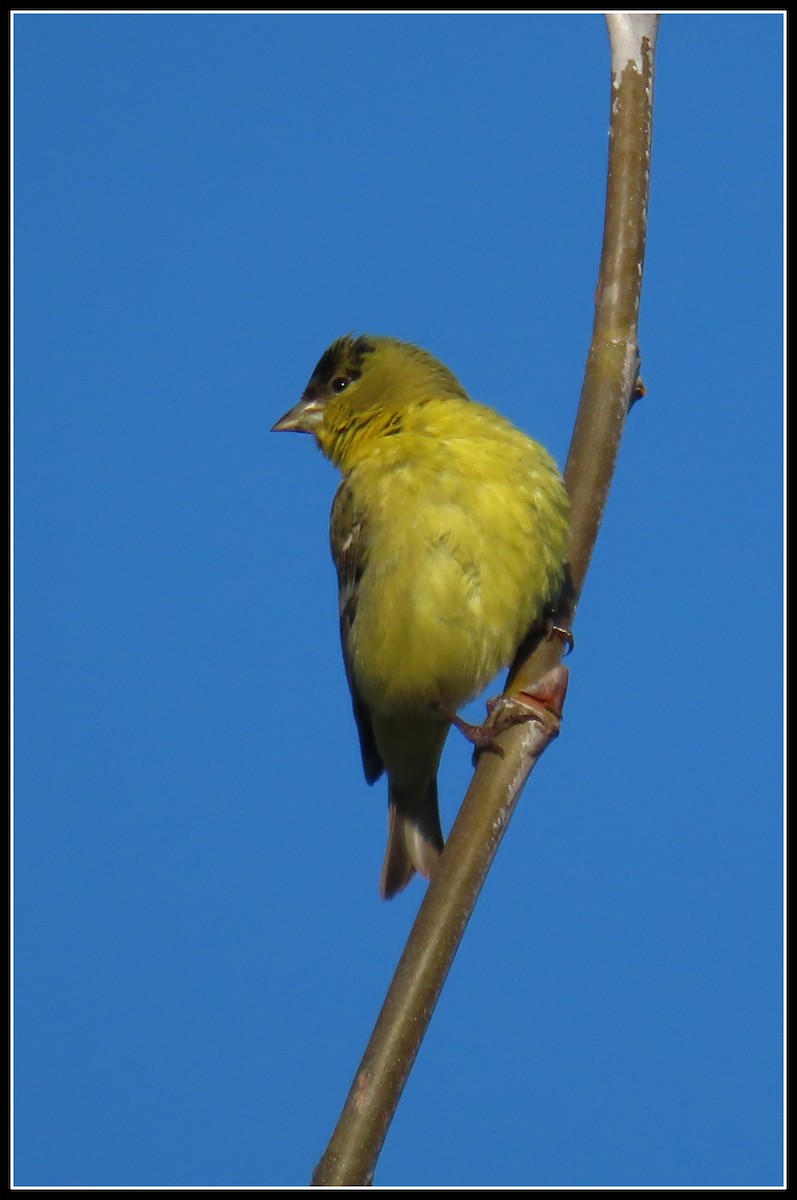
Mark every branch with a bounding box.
[311,13,660,1186]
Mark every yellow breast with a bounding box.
[342,399,569,716]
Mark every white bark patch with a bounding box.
[606,12,660,80]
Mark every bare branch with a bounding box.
[311,14,660,1186]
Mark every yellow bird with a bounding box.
[272,335,570,898]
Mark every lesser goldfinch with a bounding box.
[272,335,569,898]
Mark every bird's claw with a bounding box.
[546,618,575,655]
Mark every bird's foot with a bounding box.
[437,666,569,759]
[436,705,507,757]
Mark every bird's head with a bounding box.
[272,334,469,469]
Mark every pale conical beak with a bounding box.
[271,395,325,434]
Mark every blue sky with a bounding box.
[13,11,783,1188]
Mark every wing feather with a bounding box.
[330,481,383,784]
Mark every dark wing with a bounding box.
[330,480,383,784]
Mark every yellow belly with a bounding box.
[345,441,567,716]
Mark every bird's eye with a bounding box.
[331,376,350,392]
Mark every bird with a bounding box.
[272,334,570,899]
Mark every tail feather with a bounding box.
[379,779,445,900]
